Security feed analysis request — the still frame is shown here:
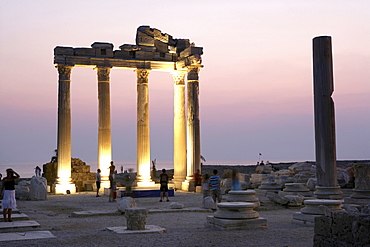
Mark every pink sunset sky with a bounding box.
[0,0,369,165]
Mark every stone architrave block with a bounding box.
[117,197,137,213]
[74,48,95,56]
[135,51,154,60]
[284,195,304,206]
[124,208,148,230]
[136,32,155,46]
[29,176,47,201]
[154,40,169,53]
[54,46,74,56]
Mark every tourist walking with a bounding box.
[202,174,210,198]
[95,169,101,197]
[108,161,116,202]
[193,169,201,193]
[159,169,169,202]
[232,169,241,190]
[209,169,222,203]
[0,168,20,222]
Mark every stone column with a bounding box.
[136,69,155,187]
[345,164,370,205]
[183,66,201,191]
[96,67,112,188]
[54,64,76,194]
[312,36,342,199]
[171,71,187,189]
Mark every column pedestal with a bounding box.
[344,164,370,205]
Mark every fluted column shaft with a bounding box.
[313,36,342,199]
[172,71,187,187]
[186,66,201,178]
[96,67,112,187]
[136,69,154,187]
[54,64,76,194]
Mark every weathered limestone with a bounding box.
[314,210,370,246]
[258,181,282,192]
[54,26,203,191]
[29,176,47,201]
[312,36,342,200]
[124,208,148,230]
[54,65,76,194]
[203,196,216,210]
[170,202,184,209]
[292,199,344,225]
[227,190,261,207]
[345,164,370,205]
[136,69,155,188]
[15,180,30,200]
[206,202,267,230]
[117,197,137,213]
[172,71,187,189]
[279,183,312,197]
[183,66,201,191]
[96,67,112,189]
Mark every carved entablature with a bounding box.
[54,26,203,71]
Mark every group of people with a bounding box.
[94,161,132,201]
[0,168,20,222]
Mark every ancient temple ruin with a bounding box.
[53,26,203,193]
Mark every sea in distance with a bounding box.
[0,159,308,179]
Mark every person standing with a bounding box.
[159,169,169,202]
[209,169,222,203]
[202,174,210,198]
[108,161,116,202]
[35,166,41,177]
[232,169,241,191]
[95,169,101,197]
[0,168,20,222]
[193,169,202,193]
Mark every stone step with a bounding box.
[0,231,55,242]
[71,210,121,217]
[6,213,30,221]
[0,221,40,230]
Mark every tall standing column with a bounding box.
[185,66,201,186]
[136,69,155,187]
[54,64,76,194]
[313,36,342,199]
[96,67,112,188]
[171,71,187,189]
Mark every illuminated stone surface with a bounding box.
[54,26,203,191]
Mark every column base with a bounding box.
[172,178,186,190]
[314,186,342,199]
[53,182,76,194]
[181,177,195,192]
[136,180,156,188]
[350,189,370,199]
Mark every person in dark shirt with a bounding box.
[159,169,170,202]
[0,168,20,222]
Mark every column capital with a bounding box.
[56,64,73,81]
[135,69,150,84]
[187,66,201,81]
[171,71,186,85]
[95,67,111,82]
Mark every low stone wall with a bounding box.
[314,211,370,246]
